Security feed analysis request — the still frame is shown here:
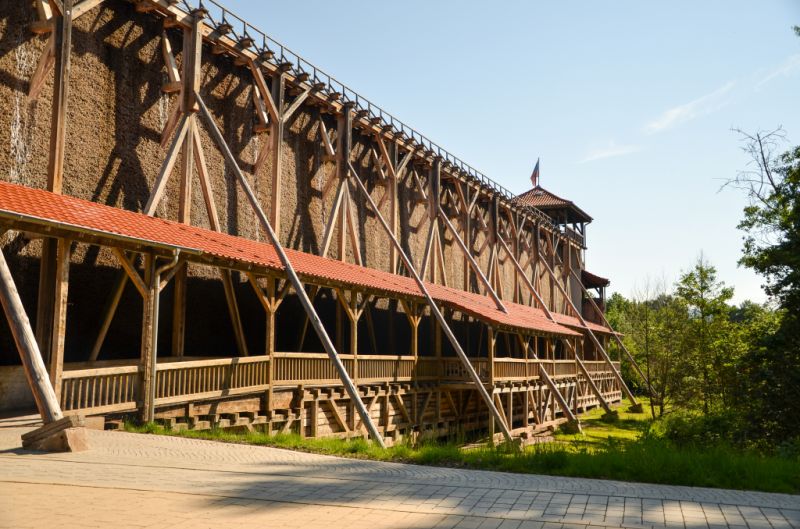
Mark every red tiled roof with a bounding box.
[515,185,592,223]
[0,182,582,338]
[516,186,571,208]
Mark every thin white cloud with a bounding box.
[579,141,640,163]
[755,54,800,90]
[644,81,735,134]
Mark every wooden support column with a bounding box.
[487,326,496,440]
[48,238,70,400]
[269,72,285,237]
[265,295,276,413]
[140,254,159,423]
[171,12,202,358]
[36,0,72,362]
[248,274,281,415]
[0,245,63,423]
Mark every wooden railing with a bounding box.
[154,356,270,405]
[57,355,626,414]
[494,358,528,381]
[61,364,141,414]
[437,358,490,382]
[356,355,415,383]
[272,353,416,385]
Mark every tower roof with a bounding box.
[516,185,592,224]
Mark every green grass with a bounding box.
[125,403,800,494]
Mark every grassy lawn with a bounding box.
[125,401,800,494]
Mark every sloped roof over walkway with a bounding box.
[0,182,593,338]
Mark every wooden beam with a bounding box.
[282,86,312,123]
[144,115,190,215]
[140,254,159,423]
[221,270,249,357]
[438,206,506,312]
[160,30,181,92]
[269,72,285,237]
[171,14,202,358]
[538,255,637,405]
[197,94,385,448]
[28,33,55,102]
[347,161,516,446]
[111,248,147,298]
[72,0,106,19]
[88,272,125,362]
[326,399,349,433]
[46,0,71,194]
[36,0,72,363]
[48,238,70,400]
[249,61,279,122]
[569,267,654,396]
[0,245,63,423]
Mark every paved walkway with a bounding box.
[0,422,798,529]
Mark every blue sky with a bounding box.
[220,1,800,303]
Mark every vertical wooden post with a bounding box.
[349,292,359,385]
[487,326,496,440]
[37,0,72,364]
[389,144,399,274]
[49,238,70,400]
[0,247,63,423]
[265,277,276,414]
[46,0,71,194]
[140,254,160,423]
[172,10,202,358]
[269,72,285,238]
[462,185,471,292]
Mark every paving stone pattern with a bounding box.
[0,426,797,529]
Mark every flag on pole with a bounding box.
[530,158,540,187]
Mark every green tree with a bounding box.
[675,257,734,414]
[729,126,800,443]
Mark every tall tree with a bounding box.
[675,257,734,414]
[728,125,800,442]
